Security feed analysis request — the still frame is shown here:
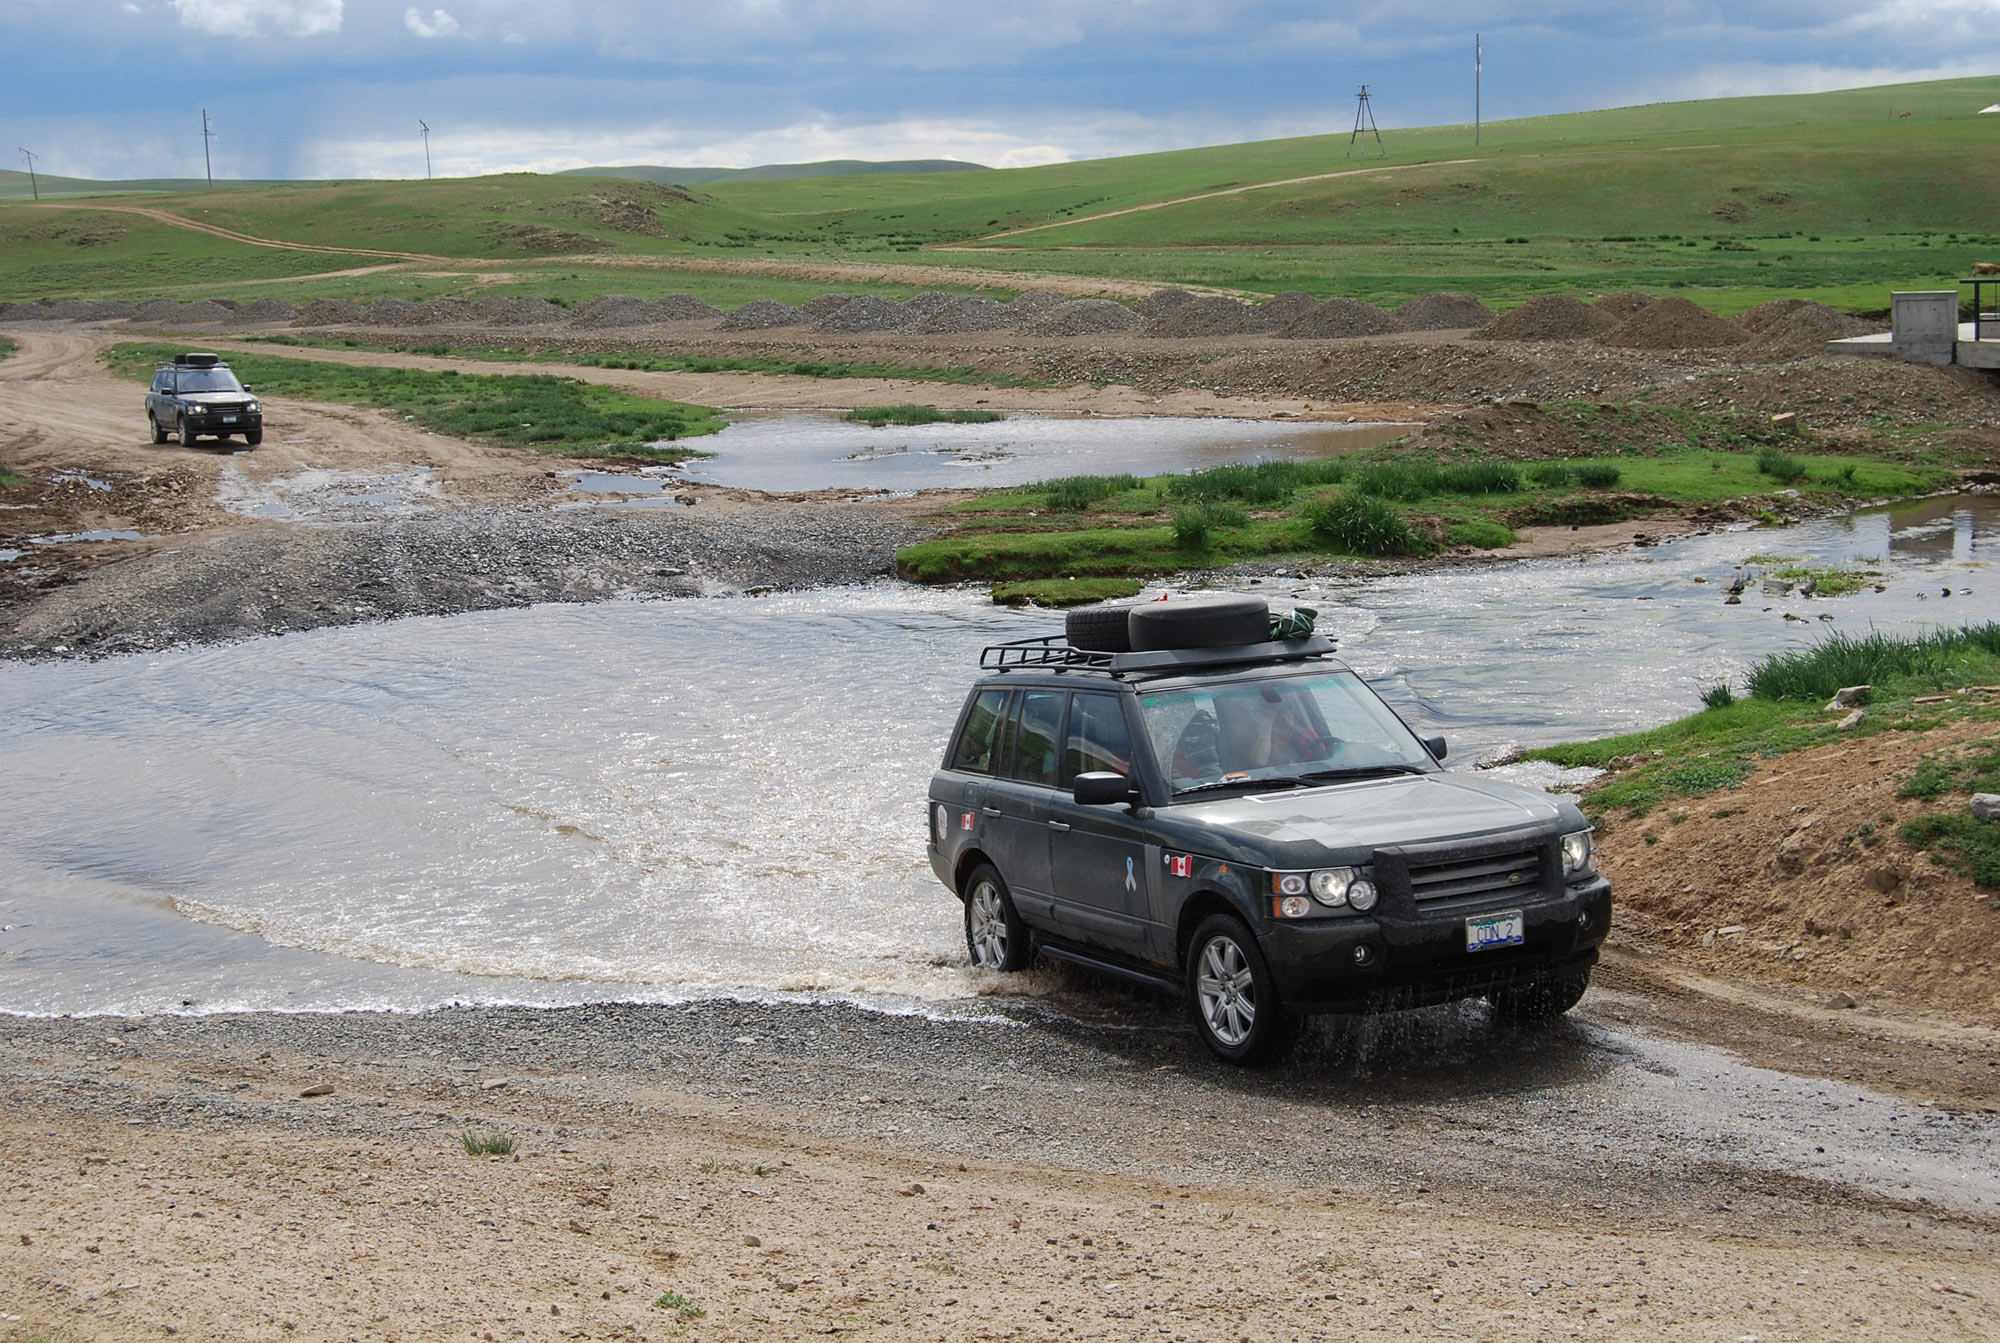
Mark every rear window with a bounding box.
[949,688,1008,773]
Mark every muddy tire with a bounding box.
[1065,603,1134,653]
[179,417,197,445]
[244,429,262,447]
[1186,913,1297,1065]
[1488,968,1591,1024]
[149,414,168,445]
[963,863,1030,972]
[1128,594,1269,652]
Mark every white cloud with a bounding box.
[1658,56,2000,101]
[170,0,342,37]
[404,6,460,38]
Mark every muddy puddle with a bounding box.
[663,411,1412,492]
[5,495,2000,1021]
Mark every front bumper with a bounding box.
[182,409,262,432]
[1259,875,1612,1013]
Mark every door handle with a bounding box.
[981,806,1003,816]
[1046,821,1072,832]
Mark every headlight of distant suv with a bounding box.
[1270,866,1378,918]
[245,400,260,413]
[1560,828,1596,879]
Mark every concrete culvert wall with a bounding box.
[909,295,1017,334]
[655,294,723,323]
[1258,291,1321,326]
[811,296,910,333]
[1278,298,1396,339]
[1598,295,1743,349]
[1133,288,1198,320]
[1142,296,1279,338]
[718,299,806,331]
[1392,291,1495,332]
[1475,295,1616,341]
[1021,298,1141,336]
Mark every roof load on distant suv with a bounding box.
[173,352,223,367]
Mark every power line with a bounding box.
[200,109,215,188]
[18,148,39,201]
[420,120,432,180]
[1476,34,1483,147]
[1347,85,1383,159]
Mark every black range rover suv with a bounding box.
[926,595,1612,1063]
[146,352,263,447]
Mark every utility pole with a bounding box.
[18,148,38,201]
[1346,85,1383,159]
[420,121,432,179]
[1475,34,1483,147]
[200,108,215,188]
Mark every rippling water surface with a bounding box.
[5,496,2000,1016]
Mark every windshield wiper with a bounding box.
[1173,776,1315,798]
[1293,764,1429,783]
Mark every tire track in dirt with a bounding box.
[24,202,458,263]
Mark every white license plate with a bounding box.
[1467,911,1525,952]
[221,415,237,423]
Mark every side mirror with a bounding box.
[1073,771,1138,806]
[1423,735,1448,761]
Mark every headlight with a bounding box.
[245,400,260,412]
[1309,868,1355,905]
[1272,867,1377,912]
[1561,828,1595,879]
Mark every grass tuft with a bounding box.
[1700,681,1737,709]
[991,577,1143,607]
[1746,625,2000,702]
[1754,448,1808,483]
[460,1130,516,1157]
[1037,473,1141,511]
[653,1290,708,1321]
[1299,489,1432,557]
[846,404,1003,426]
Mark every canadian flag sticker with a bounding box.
[960,811,976,831]
[1166,853,1193,878]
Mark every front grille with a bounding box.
[1406,847,1540,902]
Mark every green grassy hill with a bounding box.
[556,159,987,185]
[0,169,286,202]
[4,75,1997,311]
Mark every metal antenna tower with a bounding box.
[1346,85,1383,158]
[420,121,432,179]
[201,108,215,187]
[18,148,39,201]
[1475,34,1483,147]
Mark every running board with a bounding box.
[1035,942,1179,994]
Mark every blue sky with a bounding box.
[8,1,2000,180]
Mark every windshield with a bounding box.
[174,368,244,393]
[1137,670,1434,794]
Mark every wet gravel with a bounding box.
[2,503,923,659]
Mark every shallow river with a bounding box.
[4,496,2000,1018]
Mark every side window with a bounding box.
[1063,692,1133,785]
[151,372,170,394]
[1001,689,1064,788]
[948,688,1008,774]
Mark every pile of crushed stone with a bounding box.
[1278,298,1395,339]
[1021,299,1141,336]
[359,298,419,327]
[568,295,668,329]
[902,292,957,322]
[1738,299,1880,356]
[85,299,140,320]
[1009,290,1066,317]
[1133,288,1197,320]
[470,295,516,322]
[1,302,56,320]
[654,294,723,323]
[1142,296,1278,338]
[237,297,296,323]
[812,295,909,333]
[1594,291,1657,320]
[411,296,475,326]
[909,295,1016,334]
[132,299,184,322]
[799,294,856,319]
[1392,291,1494,331]
[294,298,365,326]
[175,301,236,327]
[492,298,567,326]
[718,299,805,331]
[1257,291,1321,326]
[1475,295,1616,341]
[1599,295,1744,349]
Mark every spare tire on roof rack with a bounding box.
[1127,594,1270,652]
[1064,603,1135,653]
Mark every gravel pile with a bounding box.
[1599,295,1744,349]
[799,294,857,319]
[293,298,365,326]
[5,302,57,321]
[908,295,1016,334]
[360,298,420,327]
[1021,298,1141,336]
[1475,295,1616,341]
[48,300,96,320]
[655,294,723,323]
[85,300,139,320]
[1009,290,1066,318]
[411,296,475,326]
[237,297,296,324]
[567,295,667,329]
[1278,298,1396,339]
[1133,288,1197,320]
[1594,291,1658,320]
[1143,296,1279,338]
[811,295,910,333]
[470,295,516,322]
[133,299,184,322]
[902,292,956,321]
[1258,291,1321,326]
[1737,299,1878,354]
[176,301,236,327]
[493,298,568,326]
[719,299,805,331]
[1392,291,1495,331]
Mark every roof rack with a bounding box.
[171,352,223,367]
[979,634,1336,674]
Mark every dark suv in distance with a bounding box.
[146,352,263,446]
[926,594,1612,1064]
